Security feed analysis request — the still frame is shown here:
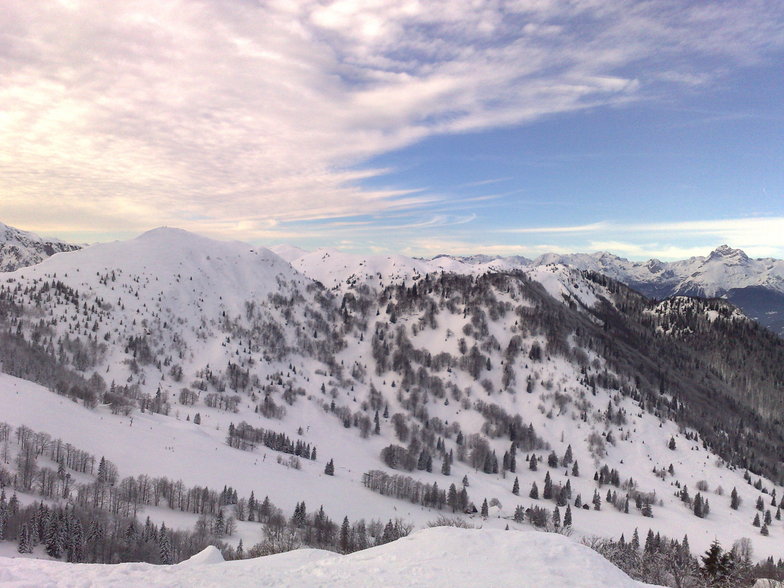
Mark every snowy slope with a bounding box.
[1,226,783,570]
[530,246,784,296]
[269,244,308,263]
[0,527,659,587]
[291,248,515,292]
[0,221,81,272]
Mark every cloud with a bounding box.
[505,217,784,258]
[0,1,782,240]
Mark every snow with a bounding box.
[0,220,80,272]
[0,527,660,587]
[177,545,225,566]
[1,225,783,570]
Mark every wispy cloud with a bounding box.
[0,1,782,240]
[505,217,784,258]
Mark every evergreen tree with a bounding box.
[631,528,640,551]
[512,477,519,496]
[441,455,451,476]
[340,516,351,553]
[481,499,489,518]
[529,482,539,499]
[159,523,172,565]
[552,506,561,529]
[564,504,572,528]
[592,489,601,511]
[753,513,761,527]
[543,472,552,499]
[563,444,573,465]
[45,513,62,558]
[0,491,7,541]
[447,484,458,513]
[730,487,740,510]
[529,454,537,471]
[325,459,335,476]
[236,539,244,560]
[571,461,579,477]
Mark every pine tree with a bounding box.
[159,523,172,564]
[693,493,704,518]
[481,499,489,518]
[552,506,561,529]
[340,516,351,553]
[571,461,579,477]
[701,540,724,582]
[529,454,538,471]
[325,459,335,476]
[761,523,769,536]
[45,513,62,558]
[730,487,740,510]
[543,472,552,499]
[668,437,676,450]
[592,489,601,511]
[441,456,451,476]
[512,477,519,496]
[564,504,572,528]
[563,444,573,465]
[631,528,640,551]
[757,496,765,511]
[529,482,539,499]
[448,484,458,513]
[236,539,244,560]
[0,490,7,541]
[753,513,761,527]
[17,523,32,554]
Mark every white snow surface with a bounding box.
[0,221,80,272]
[1,226,782,569]
[529,246,784,297]
[290,247,515,293]
[0,527,660,587]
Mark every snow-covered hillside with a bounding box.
[530,246,784,334]
[272,243,784,334]
[1,227,783,586]
[0,221,80,272]
[0,527,658,587]
[530,245,784,299]
[287,247,513,293]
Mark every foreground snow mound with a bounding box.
[177,546,224,567]
[0,528,658,587]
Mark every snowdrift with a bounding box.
[0,528,659,587]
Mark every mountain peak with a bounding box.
[707,244,749,263]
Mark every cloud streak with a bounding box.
[0,1,782,241]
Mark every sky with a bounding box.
[1,0,783,260]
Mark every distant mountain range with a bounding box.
[1,220,782,335]
[0,221,81,272]
[450,246,784,336]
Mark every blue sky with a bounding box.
[1,1,783,259]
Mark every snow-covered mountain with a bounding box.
[530,245,784,299]
[1,226,783,586]
[431,246,784,336]
[284,247,515,293]
[0,221,81,272]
